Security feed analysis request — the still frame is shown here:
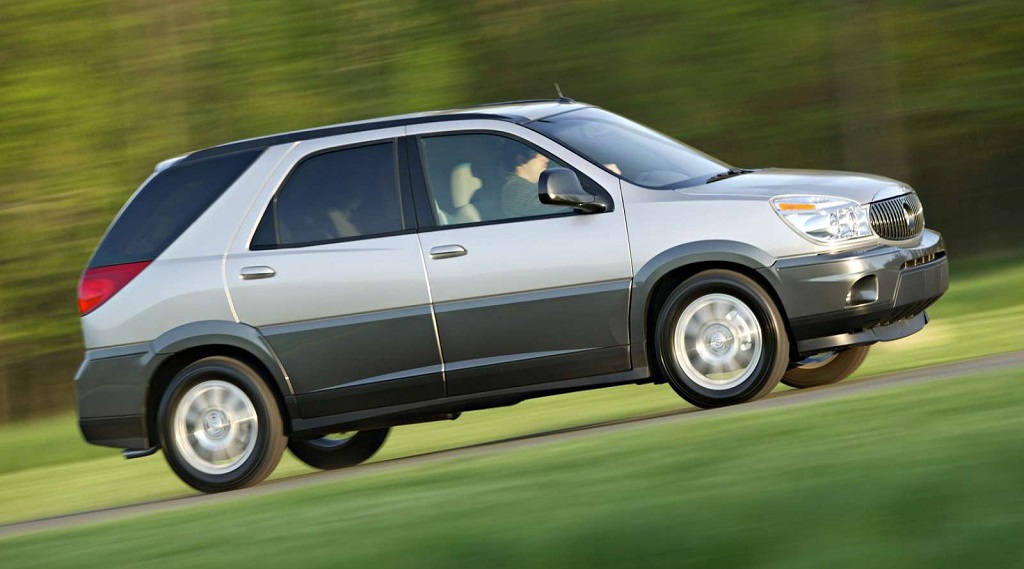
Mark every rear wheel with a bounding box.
[157,356,287,493]
[655,270,789,408]
[782,346,870,388]
[288,429,389,470]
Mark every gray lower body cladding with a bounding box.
[74,321,298,450]
[760,229,949,355]
[434,280,631,396]
[287,280,630,416]
[79,415,148,450]
[261,306,445,418]
[75,344,156,449]
[75,281,632,449]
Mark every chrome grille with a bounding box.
[869,193,925,240]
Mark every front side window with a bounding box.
[531,107,730,189]
[252,142,403,248]
[418,133,573,226]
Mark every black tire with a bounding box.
[782,346,870,388]
[655,270,790,408]
[157,356,287,493]
[288,429,389,470]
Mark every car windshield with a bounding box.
[531,107,730,189]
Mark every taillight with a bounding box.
[77,261,151,315]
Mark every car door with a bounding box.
[407,121,634,396]
[225,129,444,419]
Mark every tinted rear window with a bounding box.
[251,142,404,249]
[89,149,262,268]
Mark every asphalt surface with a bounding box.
[1,351,1021,540]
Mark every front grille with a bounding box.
[869,193,925,241]
[878,294,941,327]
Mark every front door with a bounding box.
[225,131,444,418]
[408,123,634,396]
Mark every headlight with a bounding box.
[770,195,873,243]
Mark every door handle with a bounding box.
[429,245,467,260]
[240,266,276,280]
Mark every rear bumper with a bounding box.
[75,344,157,449]
[79,415,148,449]
[760,229,949,355]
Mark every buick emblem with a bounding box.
[903,202,917,233]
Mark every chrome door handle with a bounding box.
[429,245,467,260]
[240,266,276,280]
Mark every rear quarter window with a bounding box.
[89,149,262,268]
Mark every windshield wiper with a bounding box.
[706,168,753,184]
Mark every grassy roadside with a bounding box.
[0,255,1021,525]
[856,251,1024,376]
[2,367,1022,567]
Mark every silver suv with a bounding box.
[76,100,948,492]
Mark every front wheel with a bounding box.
[781,346,870,388]
[655,270,790,408]
[288,429,389,470]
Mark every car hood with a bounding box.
[679,168,909,204]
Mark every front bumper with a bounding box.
[759,229,949,355]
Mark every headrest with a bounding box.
[450,163,482,208]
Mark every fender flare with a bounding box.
[629,240,777,370]
[146,320,293,397]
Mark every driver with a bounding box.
[499,149,555,218]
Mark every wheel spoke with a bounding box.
[185,407,201,429]
[194,441,217,463]
[197,388,214,409]
[210,387,225,409]
[735,354,751,370]
[689,353,713,376]
[691,306,712,326]
[702,360,720,376]
[684,319,702,341]
[710,301,730,321]
[210,447,233,463]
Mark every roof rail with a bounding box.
[465,98,569,108]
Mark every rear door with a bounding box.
[225,129,444,418]
[407,121,634,396]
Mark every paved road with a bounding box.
[2,351,1021,540]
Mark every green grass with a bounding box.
[0,256,1022,525]
[2,368,1022,568]
[0,413,113,476]
[0,384,692,525]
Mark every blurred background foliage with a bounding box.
[0,0,1021,420]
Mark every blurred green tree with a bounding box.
[0,0,1020,420]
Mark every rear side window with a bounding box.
[89,150,262,268]
[251,142,404,249]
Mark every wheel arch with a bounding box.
[630,241,795,375]
[143,321,297,445]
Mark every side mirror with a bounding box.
[538,168,608,213]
